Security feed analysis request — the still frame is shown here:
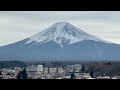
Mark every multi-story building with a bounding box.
[26,65,43,75]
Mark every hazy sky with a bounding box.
[0,11,120,46]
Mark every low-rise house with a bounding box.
[74,72,91,79]
[111,77,118,79]
[112,76,120,79]
[96,76,110,79]
[70,69,91,79]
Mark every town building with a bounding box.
[26,65,43,75]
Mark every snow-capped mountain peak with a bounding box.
[1,22,120,61]
[26,22,110,47]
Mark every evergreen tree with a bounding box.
[48,67,50,74]
[70,73,76,79]
[81,64,86,72]
[56,67,59,73]
[41,63,45,74]
[90,69,94,78]
[21,68,28,79]
[0,70,2,75]
[17,70,22,79]
[108,62,112,65]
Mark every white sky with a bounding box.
[0,11,120,46]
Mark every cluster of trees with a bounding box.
[17,68,28,79]
[0,61,27,69]
[70,62,119,79]
[86,62,120,78]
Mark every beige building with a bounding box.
[44,67,64,74]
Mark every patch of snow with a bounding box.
[25,22,111,47]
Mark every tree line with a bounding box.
[86,62,120,78]
[0,61,27,69]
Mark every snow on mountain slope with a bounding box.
[26,22,110,48]
[0,22,120,61]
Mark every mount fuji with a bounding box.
[0,22,120,61]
